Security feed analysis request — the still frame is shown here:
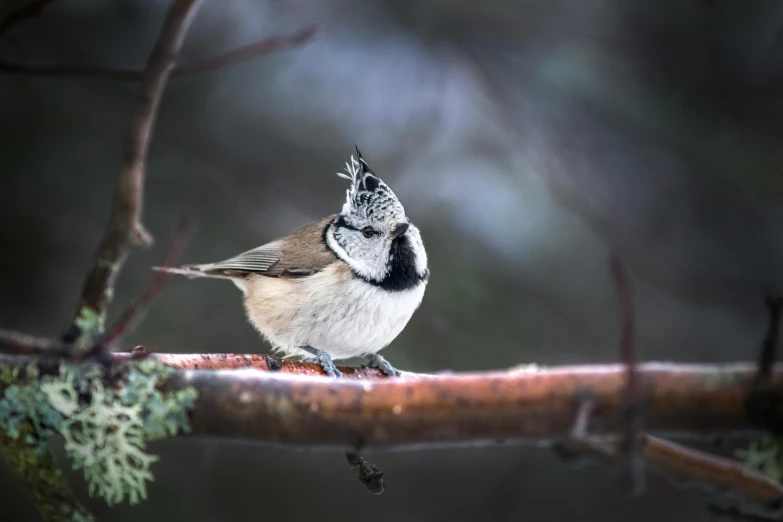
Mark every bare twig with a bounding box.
[637,435,782,506]
[0,0,58,40]
[0,327,69,357]
[68,0,203,349]
[102,215,194,346]
[747,295,783,434]
[609,253,646,495]
[0,25,320,80]
[757,295,783,390]
[346,450,385,494]
[169,25,319,76]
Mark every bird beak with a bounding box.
[391,222,409,239]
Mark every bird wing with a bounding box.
[201,240,284,274]
[176,215,339,279]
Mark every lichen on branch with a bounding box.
[737,436,783,483]
[0,358,198,508]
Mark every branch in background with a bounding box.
[747,295,783,434]
[0,0,58,40]
[638,435,782,507]
[0,25,320,80]
[102,214,194,347]
[608,253,646,495]
[67,0,203,350]
[0,328,70,358]
[757,296,782,390]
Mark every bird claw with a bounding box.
[365,354,400,377]
[302,347,342,378]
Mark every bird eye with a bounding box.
[361,226,377,239]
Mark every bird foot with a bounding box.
[365,354,400,377]
[302,346,343,378]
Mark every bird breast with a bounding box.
[242,262,426,359]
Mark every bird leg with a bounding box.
[301,346,343,378]
[365,353,400,377]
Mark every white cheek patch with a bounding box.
[326,228,388,281]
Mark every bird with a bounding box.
[153,146,429,377]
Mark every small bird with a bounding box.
[154,146,429,377]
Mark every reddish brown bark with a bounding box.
[150,358,776,448]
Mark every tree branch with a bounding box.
[67,0,203,349]
[1,354,769,447]
[609,253,646,494]
[0,351,781,509]
[639,435,782,506]
[0,25,320,81]
[0,0,58,40]
[102,215,194,347]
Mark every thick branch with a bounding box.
[0,26,320,80]
[0,354,775,447]
[69,0,202,345]
[176,361,782,447]
[1,353,780,508]
[0,354,761,448]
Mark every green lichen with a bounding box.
[54,378,158,506]
[736,435,783,481]
[73,307,106,349]
[0,363,61,451]
[0,358,198,508]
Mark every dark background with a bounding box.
[2,0,783,520]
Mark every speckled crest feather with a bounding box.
[335,145,406,229]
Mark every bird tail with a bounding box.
[152,263,238,281]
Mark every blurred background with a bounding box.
[2,0,783,520]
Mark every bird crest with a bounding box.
[335,145,405,225]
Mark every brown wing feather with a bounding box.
[190,215,337,278]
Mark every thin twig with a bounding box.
[747,295,783,434]
[0,0,58,40]
[102,214,194,346]
[68,0,203,349]
[757,295,783,390]
[0,327,69,357]
[0,25,320,80]
[609,252,646,495]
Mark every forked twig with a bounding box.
[68,0,203,350]
[0,25,320,80]
[102,214,194,347]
